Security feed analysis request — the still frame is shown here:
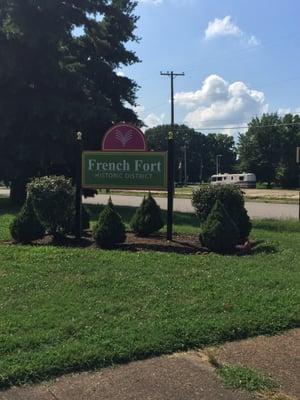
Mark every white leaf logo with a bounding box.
[115,130,133,147]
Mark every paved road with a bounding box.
[85,194,299,220]
[1,188,298,219]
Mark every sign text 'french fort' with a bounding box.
[82,151,167,190]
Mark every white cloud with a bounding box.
[175,74,268,133]
[125,103,165,128]
[116,70,125,77]
[204,15,260,46]
[126,103,165,128]
[248,35,260,46]
[278,107,300,115]
[205,16,242,39]
[144,113,165,128]
[132,105,145,115]
[175,74,228,108]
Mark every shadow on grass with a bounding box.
[86,204,200,228]
[251,240,278,254]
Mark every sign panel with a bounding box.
[82,151,167,190]
[102,123,147,152]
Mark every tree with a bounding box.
[199,200,239,253]
[130,193,164,236]
[275,114,300,188]
[238,113,300,188]
[0,0,140,204]
[93,197,126,248]
[205,133,237,176]
[145,124,237,182]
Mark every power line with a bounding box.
[137,74,300,121]
[127,30,300,83]
[177,31,300,74]
[172,121,300,132]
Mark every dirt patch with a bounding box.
[116,233,208,254]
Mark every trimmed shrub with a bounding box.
[130,193,164,237]
[28,176,74,240]
[199,200,239,253]
[192,184,251,241]
[69,205,90,234]
[10,197,45,243]
[93,198,126,248]
[237,207,252,242]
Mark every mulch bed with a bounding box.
[3,233,257,256]
[3,232,211,255]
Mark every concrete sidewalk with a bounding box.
[1,329,298,400]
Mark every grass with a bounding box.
[0,199,299,389]
[217,364,277,392]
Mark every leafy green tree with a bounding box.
[28,175,75,241]
[238,113,300,187]
[275,114,300,188]
[205,133,237,176]
[145,125,237,182]
[0,0,140,204]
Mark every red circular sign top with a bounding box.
[102,123,147,152]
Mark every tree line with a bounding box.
[145,114,300,189]
[145,125,237,183]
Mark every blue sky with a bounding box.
[119,0,300,134]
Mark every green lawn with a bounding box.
[0,198,299,389]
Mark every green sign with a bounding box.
[82,151,167,190]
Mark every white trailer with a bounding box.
[210,173,256,188]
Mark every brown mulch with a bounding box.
[2,233,259,256]
[2,232,210,255]
[117,233,208,255]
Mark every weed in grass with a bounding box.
[218,364,277,392]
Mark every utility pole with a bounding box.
[184,143,187,185]
[216,154,222,175]
[161,71,185,240]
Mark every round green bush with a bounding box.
[199,200,239,253]
[27,176,74,240]
[192,184,251,241]
[93,198,126,248]
[130,193,164,237]
[10,197,45,243]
